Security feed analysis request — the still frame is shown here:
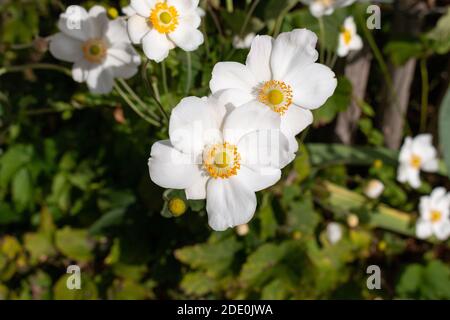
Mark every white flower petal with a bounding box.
[168,0,199,13]
[309,2,327,18]
[419,196,431,219]
[57,6,95,41]
[106,18,131,44]
[210,62,257,96]
[86,65,114,94]
[214,89,254,109]
[270,29,318,80]
[49,33,83,63]
[142,29,173,62]
[399,137,413,162]
[236,165,281,192]
[168,25,203,51]
[88,5,109,36]
[237,129,291,170]
[72,59,91,83]
[185,174,209,200]
[416,219,433,239]
[148,140,202,189]
[422,158,439,172]
[280,105,313,138]
[434,220,450,240]
[246,35,273,82]
[222,100,280,145]
[131,0,155,17]
[169,96,224,156]
[206,176,256,231]
[285,63,337,109]
[122,5,136,17]
[407,167,421,189]
[349,34,363,51]
[127,14,150,44]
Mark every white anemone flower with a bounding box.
[232,33,256,49]
[122,5,136,17]
[364,179,384,199]
[49,5,141,94]
[127,0,204,62]
[148,95,291,231]
[337,16,363,57]
[416,187,450,240]
[397,134,439,189]
[302,0,356,18]
[210,29,337,158]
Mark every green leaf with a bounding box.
[384,40,424,66]
[180,271,217,296]
[439,88,450,179]
[0,144,33,189]
[287,195,320,236]
[426,8,450,55]
[55,227,93,262]
[12,168,33,212]
[53,274,98,300]
[293,144,311,183]
[313,77,352,126]
[175,235,242,277]
[0,203,20,225]
[24,232,56,263]
[258,194,277,241]
[89,208,126,235]
[108,279,149,300]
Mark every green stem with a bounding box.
[0,63,71,77]
[420,57,429,133]
[114,82,160,126]
[226,0,233,12]
[161,60,169,97]
[117,78,159,120]
[141,59,169,122]
[185,51,192,95]
[239,0,260,38]
[318,17,326,64]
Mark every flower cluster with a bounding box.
[149,29,337,231]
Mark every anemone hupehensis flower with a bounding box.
[416,187,450,240]
[209,29,337,158]
[49,5,141,94]
[127,0,204,62]
[337,16,363,57]
[148,95,291,231]
[397,134,439,189]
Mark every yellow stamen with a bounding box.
[168,198,186,217]
[203,142,240,179]
[410,154,422,169]
[82,39,107,63]
[342,28,352,45]
[430,210,442,223]
[149,2,179,34]
[258,80,293,115]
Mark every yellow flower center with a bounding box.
[430,210,442,223]
[168,198,186,217]
[410,154,422,169]
[150,2,179,34]
[341,28,352,45]
[258,80,293,115]
[82,39,107,63]
[203,142,241,179]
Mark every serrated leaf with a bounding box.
[55,228,93,262]
[181,271,217,296]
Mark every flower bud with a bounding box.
[168,198,187,217]
[364,179,384,199]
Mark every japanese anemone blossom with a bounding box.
[301,0,356,18]
[397,134,439,189]
[337,16,363,57]
[416,187,450,240]
[148,95,291,231]
[127,0,204,62]
[209,29,337,157]
[49,5,141,94]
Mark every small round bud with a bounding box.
[347,214,359,228]
[168,198,186,217]
[236,224,249,236]
[373,159,383,169]
[108,7,119,19]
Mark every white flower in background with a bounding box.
[127,0,204,62]
[210,29,337,158]
[326,222,342,244]
[302,0,356,18]
[397,134,439,189]
[364,179,384,199]
[416,187,450,240]
[337,16,363,57]
[49,5,140,94]
[232,33,256,49]
[148,95,291,231]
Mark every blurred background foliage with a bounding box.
[0,0,449,300]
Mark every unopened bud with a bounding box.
[168,198,186,217]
